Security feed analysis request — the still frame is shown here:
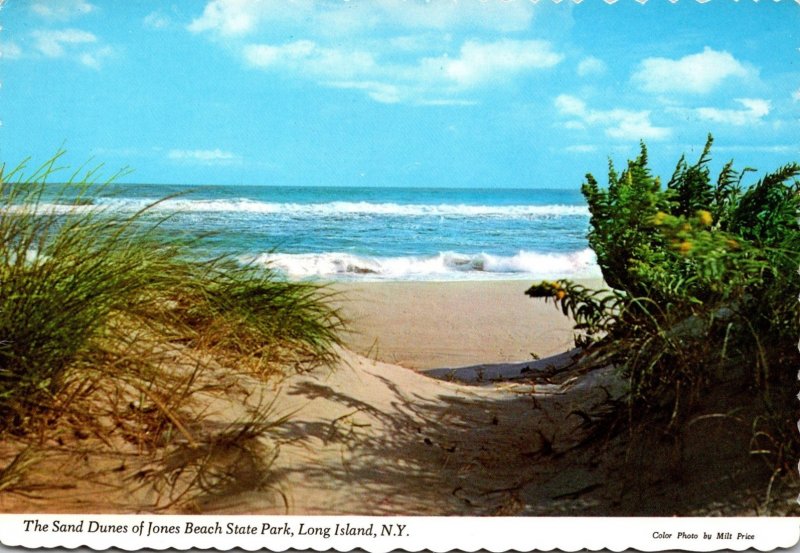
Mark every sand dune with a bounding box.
[0,280,793,516]
[0,343,612,515]
[197,347,617,515]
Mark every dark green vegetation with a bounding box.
[527,135,799,482]
[0,153,343,508]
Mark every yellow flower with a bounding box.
[696,209,713,226]
[652,211,667,225]
[679,240,693,254]
[555,289,566,300]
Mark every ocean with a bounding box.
[49,184,601,281]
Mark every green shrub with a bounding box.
[528,135,799,437]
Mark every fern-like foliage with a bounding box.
[530,135,800,453]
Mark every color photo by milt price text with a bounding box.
[652,531,755,542]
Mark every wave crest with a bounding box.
[247,249,600,281]
[91,199,589,219]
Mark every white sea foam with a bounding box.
[11,198,589,220]
[87,198,590,218]
[3,203,96,215]
[247,248,600,281]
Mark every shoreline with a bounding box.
[330,278,605,370]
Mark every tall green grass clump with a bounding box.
[0,152,343,419]
[527,135,799,470]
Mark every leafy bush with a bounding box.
[528,136,799,443]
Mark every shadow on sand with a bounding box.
[228,351,787,516]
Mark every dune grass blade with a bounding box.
[0,151,343,415]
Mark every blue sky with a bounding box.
[1,0,798,188]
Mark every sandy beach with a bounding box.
[331,279,599,370]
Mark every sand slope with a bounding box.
[0,345,616,515]
[1,279,795,515]
[0,345,795,515]
[194,347,618,515]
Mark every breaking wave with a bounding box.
[80,198,589,219]
[247,248,600,281]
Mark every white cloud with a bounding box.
[793,89,800,102]
[364,0,535,33]
[0,41,22,60]
[188,0,313,36]
[577,56,606,77]
[695,98,771,126]
[188,1,553,104]
[31,29,97,57]
[713,144,799,154]
[243,38,561,104]
[144,11,171,30]
[244,40,404,102]
[328,80,403,104]
[632,47,750,94]
[426,39,563,88]
[28,28,114,69]
[168,149,240,164]
[328,80,479,106]
[78,46,114,69]
[188,0,534,37]
[30,0,95,20]
[243,41,377,80]
[605,114,671,141]
[555,94,671,141]
[188,1,554,104]
[555,94,588,117]
[416,98,478,107]
[244,40,313,67]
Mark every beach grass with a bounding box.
[0,152,344,508]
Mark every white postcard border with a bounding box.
[0,515,798,551]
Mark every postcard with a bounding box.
[0,0,798,550]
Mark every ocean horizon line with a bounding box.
[44,181,585,192]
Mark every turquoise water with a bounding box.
[49,185,600,281]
